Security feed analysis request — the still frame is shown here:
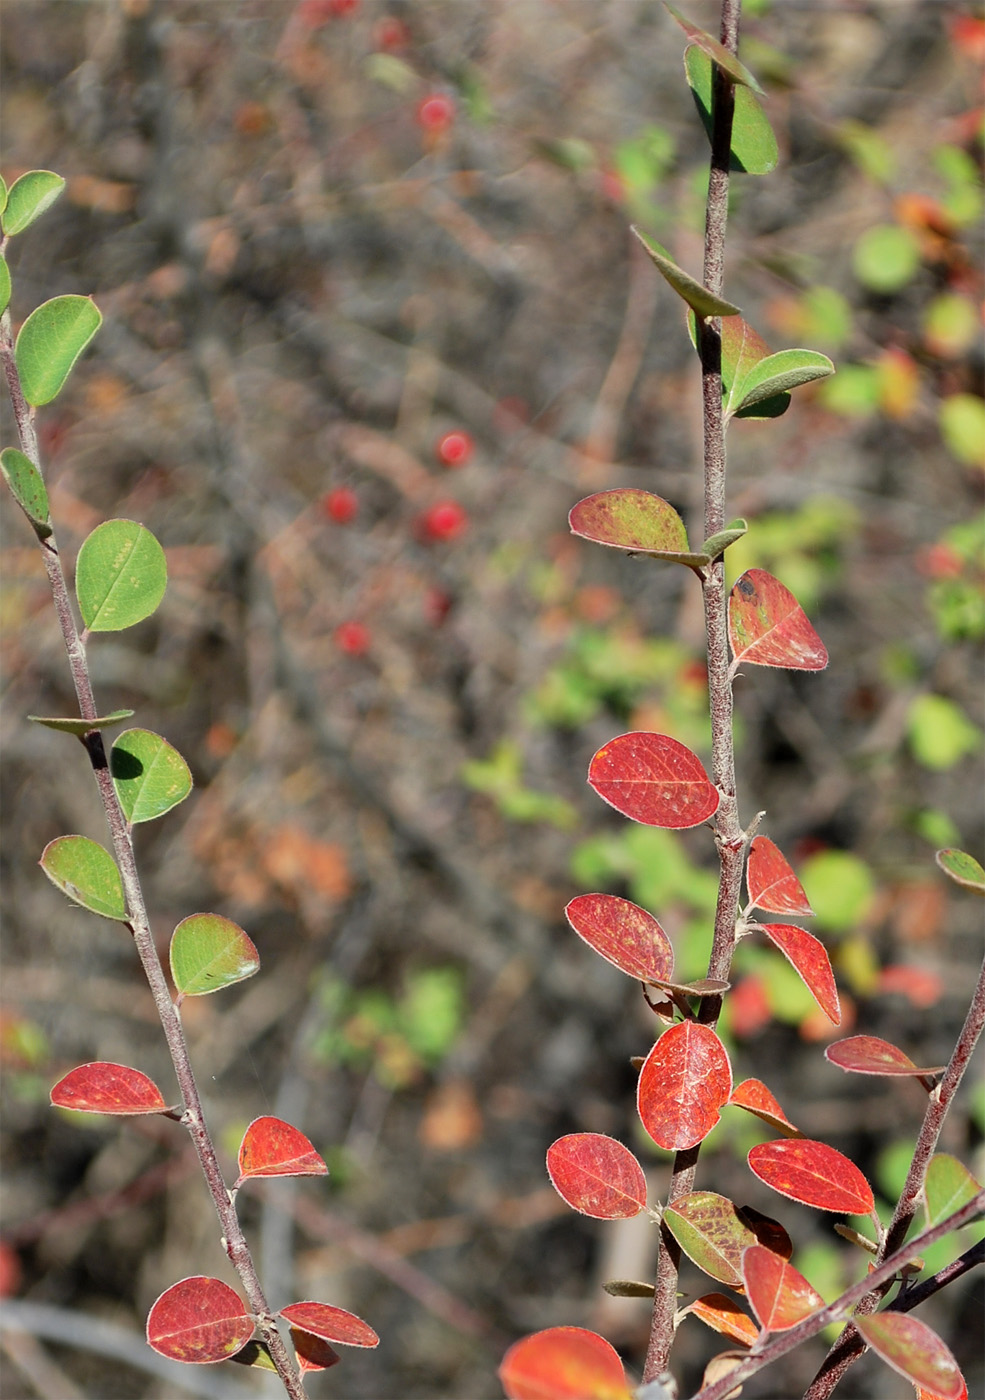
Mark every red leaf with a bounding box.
[588,732,719,830]
[568,489,695,560]
[729,569,827,671]
[638,1022,732,1151]
[855,1312,964,1399]
[146,1277,253,1364]
[279,1301,378,1348]
[825,1035,946,1078]
[760,923,840,1024]
[546,1134,647,1219]
[728,1079,801,1136]
[498,1326,632,1400]
[917,1379,968,1400]
[748,1139,875,1214]
[237,1116,328,1182]
[662,1191,792,1290]
[564,894,674,983]
[290,1328,341,1374]
[742,1244,825,1332]
[747,837,813,916]
[680,1292,759,1347]
[50,1062,168,1115]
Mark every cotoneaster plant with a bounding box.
[0,171,377,1397]
[498,7,984,1400]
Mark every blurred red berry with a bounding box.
[374,16,409,50]
[416,94,455,134]
[435,430,474,468]
[0,1243,21,1298]
[419,500,469,542]
[599,169,625,203]
[322,487,359,524]
[916,542,963,579]
[297,0,358,23]
[335,621,370,655]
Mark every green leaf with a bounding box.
[1,170,65,236]
[701,520,748,559]
[39,835,127,922]
[75,519,167,632]
[29,709,135,735]
[935,848,985,895]
[14,294,102,406]
[632,227,741,319]
[733,348,835,415]
[170,913,260,997]
[852,225,921,294]
[939,394,985,468]
[684,46,777,174]
[111,729,193,824]
[800,850,875,932]
[0,447,51,538]
[924,1153,983,1228]
[907,694,981,770]
[665,5,764,93]
[0,254,10,315]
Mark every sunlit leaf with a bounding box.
[236,1116,328,1182]
[760,923,840,1023]
[1,170,65,236]
[50,1062,168,1115]
[588,732,720,829]
[170,913,260,998]
[498,1326,633,1400]
[935,848,985,895]
[748,1139,874,1214]
[0,447,50,538]
[824,1036,944,1078]
[746,837,813,916]
[564,893,674,983]
[923,1154,983,1228]
[111,728,192,824]
[665,5,765,93]
[39,835,127,922]
[729,569,828,671]
[679,1292,759,1347]
[546,1133,647,1219]
[728,1079,800,1137]
[684,46,777,174]
[279,1301,378,1348]
[146,1276,253,1364]
[29,709,134,735]
[75,519,167,632]
[569,489,705,565]
[638,1022,732,1151]
[742,1244,824,1332]
[733,348,834,415]
[662,1191,791,1289]
[14,294,101,406]
[632,227,741,318]
[854,1312,964,1400]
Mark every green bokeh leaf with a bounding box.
[633,227,741,319]
[935,848,985,895]
[924,1153,983,1228]
[111,728,192,824]
[14,294,102,406]
[29,709,135,735]
[852,224,921,294]
[40,835,127,922]
[733,348,835,414]
[800,850,875,932]
[1,170,65,236]
[939,393,985,468]
[685,46,777,174]
[0,447,51,538]
[75,519,167,632]
[0,254,10,315]
[170,913,260,997]
[907,693,981,770]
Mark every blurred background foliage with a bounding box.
[0,2,983,1397]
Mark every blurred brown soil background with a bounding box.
[1,2,983,1398]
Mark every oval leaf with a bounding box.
[742,1244,825,1332]
[75,519,167,632]
[1,170,65,236]
[146,1277,253,1365]
[679,1292,759,1348]
[638,1022,732,1151]
[760,923,840,1024]
[50,1062,168,1115]
[935,848,985,895]
[747,837,813,917]
[111,728,192,824]
[0,447,51,538]
[665,5,764,93]
[29,709,135,735]
[568,489,703,565]
[825,1035,944,1078]
[279,1302,378,1349]
[854,1313,964,1400]
[546,1133,647,1220]
[632,227,741,319]
[170,913,260,998]
[499,1326,632,1400]
[290,1328,341,1374]
[729,570,828,671]
[662,1191,791,1290]
[15,294,101,406]
[565,893,674,983]
[588,732,720,829]
[734,349,835,415]
[685,45,777,174]
[728,1079,800,1137]
[40,835,127,922]
[924,1154,983,1228]
[237,1116,328,1182]
[748,1139,874,1214]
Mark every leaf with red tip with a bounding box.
[498,1326,633,1400]
[588,732,719,830]
[760,923,840,1024]
[748,1139,875,1214]
[680,1293,759,1347]
[935,848,985,895]
[638,1022,732,1151]
[665,4,765,93]
[854,1313,964,1400]
[237,1116,328,1182]
[662,1192,791,1290]
[825,1036,945,1078]
[546,1134,647,1220]
[565,894,674,983]
[728,1079,800,1137]
[146,1277,253,1364]
[291,1328,341,1375]
[747,837,813,916]
[742,1244,825,1332]
[50,1062,168,1115]
[279,1302,378,1348]
[729,569,828,671]
[568,489,706,566]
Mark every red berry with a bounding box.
[374,16,409,50]
[416,94,455,134]
[435,430,474,468]
[335,621,371,655]
[419,500,469,542]
[322,487,359,524]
